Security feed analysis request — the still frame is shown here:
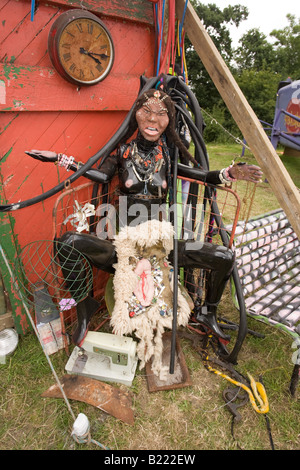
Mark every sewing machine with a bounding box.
[65,331,138,386]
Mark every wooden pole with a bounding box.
[176,0,300,239]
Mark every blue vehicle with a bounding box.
[271,78,300,151]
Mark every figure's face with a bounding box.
[135,99,169,142]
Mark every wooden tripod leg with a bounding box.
[175,0,300,239]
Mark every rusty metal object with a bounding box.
[42,374,134,425]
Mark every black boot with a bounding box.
[72,295,101,346]
[56,232,117,346]
[195,304,230,343]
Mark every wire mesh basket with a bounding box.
[14,240,93,314]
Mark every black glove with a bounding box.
[25,150,58,163]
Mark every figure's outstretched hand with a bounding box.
[229,163,263,183]
[25,150,58,163]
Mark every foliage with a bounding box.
[185,3,300,142]
[201,105,241,144]
[270,14,300,80]
[233,69,281,126]
[186,1,248,112]
[234,28,277,71]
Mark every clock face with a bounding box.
[48,10,114,86]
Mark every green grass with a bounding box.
[206,142,299,216]
[1,318,299,450]
[0,143,299,451]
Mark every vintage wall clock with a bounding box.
[48,9,114,86]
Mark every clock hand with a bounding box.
[79,47,102,65]
[88,52,110,60]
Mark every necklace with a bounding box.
[132,142,159,177]
[125,140,165,193]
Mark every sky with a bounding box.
[197,0,300,47]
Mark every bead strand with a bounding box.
[219,165,237,184]
[58,153,74,171]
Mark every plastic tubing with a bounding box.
[158,0,175,75]
[156,0,166,76]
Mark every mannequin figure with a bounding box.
[26,88,263,346]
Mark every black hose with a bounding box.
[172,79,209,170]
[210,197,248,364]
[168,76,247,363]
[0,125,124,212]
[161,76,209,170]
[173,102,208,169]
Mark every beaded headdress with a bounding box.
[143,90,168,111]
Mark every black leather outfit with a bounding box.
[60,135,234,345]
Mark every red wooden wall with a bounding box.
[0,0,155,333]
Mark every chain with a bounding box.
[201,108,251,153]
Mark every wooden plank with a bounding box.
[0,110,128,248]
[0,0,31,46]
[1,112,65,175]
[0,3,56,63]
[1,4,154,70]
[64,111,127,156]
[0,312,15,331]
[0,112,18,137]
[0,5,154,111]
[0,207,31,335]
[38,0,154,25]
[0,0,156,337]
[176,0,300,239]
[0,64,141,111]
[0,0,10,10]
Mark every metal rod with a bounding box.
[0,244,76,420]
[170,149,179,374]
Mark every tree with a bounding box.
[234,68,280,126]
[234,28,276,71]
[270,14,300,80]
[184,4,300,143]
[231,15,300,132]
[185,1,249,111]
[232,30,281,129]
